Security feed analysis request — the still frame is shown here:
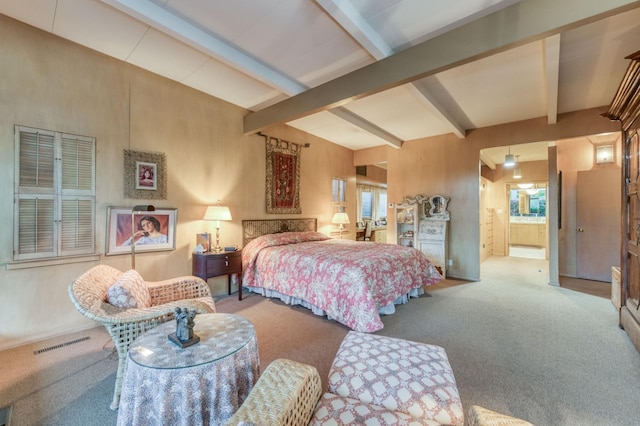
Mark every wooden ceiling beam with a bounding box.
[244,0,640,135]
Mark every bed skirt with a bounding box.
[244,285,424,327]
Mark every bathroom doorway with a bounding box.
[507,182,548,260]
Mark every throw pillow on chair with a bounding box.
[106,269,151,308]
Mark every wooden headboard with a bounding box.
[242,218,317,247]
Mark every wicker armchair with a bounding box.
[68,264,216,410]
[468,405,534,426]
[226,358,322,426]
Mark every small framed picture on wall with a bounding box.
[135,161,157,190]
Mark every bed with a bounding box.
[241,218,442,332]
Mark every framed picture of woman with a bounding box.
[135,161,157,190]
[106,207,177,255]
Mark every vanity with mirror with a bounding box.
[509,184,547,247]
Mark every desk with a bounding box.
[356,226,387,243]
[117,313,259,426]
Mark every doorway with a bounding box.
[479,141,551,279]
[507,182,548,260]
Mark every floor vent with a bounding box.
[33,336,90,355]
[0,405,12,426]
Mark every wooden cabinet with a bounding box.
[192,250,243,300]
[417,220,448,278]
[509,223,545,246]
[373,228,387,243]
[396,203,418,247]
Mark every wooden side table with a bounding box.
[192,250,243,300]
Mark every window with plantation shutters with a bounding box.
[14,125,95,261]
[331,177,347,213]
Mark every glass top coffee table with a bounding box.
[117,313,260,426]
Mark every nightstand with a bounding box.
[192,250,243,300]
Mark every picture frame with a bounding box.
[135,161,157,190]
[106,206,177,255]
[124,149,167,199]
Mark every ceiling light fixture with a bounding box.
[513,168,522,179]
[517,183,533,189]
[596,144,614,164]
[504,146,515,168]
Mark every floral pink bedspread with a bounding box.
[242,232,442,332]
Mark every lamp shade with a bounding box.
[203,206,232,221]
[513,168,522,179]
[504,154,515,167]
[332,212,350,225]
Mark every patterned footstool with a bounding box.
[327,331,464,425]
[311,392,442,426]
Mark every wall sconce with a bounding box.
[332,212,350,239]
[203,205,232,253]
[596,144,614,164]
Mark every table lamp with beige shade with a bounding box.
[203,205,232,253]
[332,212,350,239]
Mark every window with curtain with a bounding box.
[356,184,387,222]
[361,191,373,219]
[14,125,96,261]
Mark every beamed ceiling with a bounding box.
[2,0,639,165]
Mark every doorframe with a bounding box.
[548,145,560,286]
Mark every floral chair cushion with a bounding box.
[106,269,151,308]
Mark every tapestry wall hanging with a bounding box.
[124,149,167,200]
[265,136,301,214]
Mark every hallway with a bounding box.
[480,254,610,299]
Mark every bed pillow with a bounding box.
[106,269,151,309]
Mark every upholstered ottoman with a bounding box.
[311,392,441,426]
[327,332,464,425]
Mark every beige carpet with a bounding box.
[1,255,638,426]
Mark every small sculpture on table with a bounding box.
[168,307,200,348]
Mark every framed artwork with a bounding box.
[106,206,177,255]
[135,161,157,190]
[124,150,167,199]
[265,136,302,214]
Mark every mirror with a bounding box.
[426,195,450,219]
[510,186,546,218]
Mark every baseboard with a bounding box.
[0,405,11,426]
[0,323,101,352]
[448,274,479,282]
[621,306,640,354]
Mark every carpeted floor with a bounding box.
[1,255,638,425]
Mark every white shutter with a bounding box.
[61,134,94,194]
[16,127,55,194]
[14,125,96,261]
[59,135,95,255]
[14,196,56,259]
[60,197,94,255]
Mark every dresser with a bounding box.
[192,250,243,300]
[417,219,448,278]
